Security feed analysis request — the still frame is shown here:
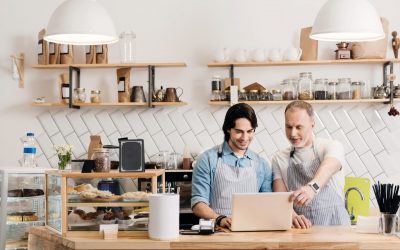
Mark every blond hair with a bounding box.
[284,100,314,118]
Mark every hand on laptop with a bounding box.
[292,211,312,229]
[290,185,316,206]
[219,217,232,229]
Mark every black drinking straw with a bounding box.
[373,182,400,214]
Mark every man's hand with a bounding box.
[292,211,312,229]
[290,185,316,206]
[219,217,232,229]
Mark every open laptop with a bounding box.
[230,192,292,231]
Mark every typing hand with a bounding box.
[290,185,315,207]
[292,212,312,229]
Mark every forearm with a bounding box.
[312,157,341,188]
[192,202,219,219]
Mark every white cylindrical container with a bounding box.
[148,194,180,240]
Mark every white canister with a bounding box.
[149,194,180,240]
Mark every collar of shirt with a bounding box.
[221,141,255,160]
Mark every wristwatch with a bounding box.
[307,182,320,194]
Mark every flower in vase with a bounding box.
[54,144,73,170]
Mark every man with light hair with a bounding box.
[272,100,349,228]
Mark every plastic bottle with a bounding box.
[22,132,37,167]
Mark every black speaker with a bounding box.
[119,139,145,172]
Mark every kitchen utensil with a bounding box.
[130,85,146,102]
[164,87,183,102]
[153,86,165,102]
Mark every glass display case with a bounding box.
[0,167,46,250]
[45,169,165,238]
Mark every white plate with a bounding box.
[68,220,97,227]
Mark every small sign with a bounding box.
[100,224,118,240]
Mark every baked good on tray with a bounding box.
[7,212,38,222]
[8,189,44,197]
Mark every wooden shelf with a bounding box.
[66,202,149,207]
[151,101,187,106]
[32,102,187,107]
[47,169,164,178]
[31,102,68,107]
[209,99,400,106]
[31,62,186,69]
[208,58,400,67]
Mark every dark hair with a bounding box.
[222,103,257,141]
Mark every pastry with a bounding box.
[67,186,75,193]
[8,189,22,197]
[122,191,149,201]
[7,212,38,222]
[80,191,97,199]
[103,212,115,221]
[74,184,95,192]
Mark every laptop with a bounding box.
[230,192,292,231]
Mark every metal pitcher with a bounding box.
[130,86,146,102]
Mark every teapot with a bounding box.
[152,86,165,102]
[284,47,302,61]
[268,48,283,62]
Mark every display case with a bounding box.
[45,169,165,238]
[0,167,46,250]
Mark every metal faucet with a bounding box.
[345,187,365,224]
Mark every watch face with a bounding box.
[312,183,319,190]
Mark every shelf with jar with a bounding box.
[208,59,400,106]
[30,62,187,109]
[45,169,165,238]
[0,167,46,250]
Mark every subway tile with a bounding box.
[53,110,74,136]
[346,130,369,155]
[169,109,191,135]
[138,131,159,157]
[211,131,224,145]
[378,105,400,132]
[37,112,59,137]
[110,111,132,136]
[377,128,400,154]
[67,111,88,136]
[374,172,389,184]
[48,155,59,169]
[362,107,385,133]
[154,110,176,136]
[181,131,203,156]
[342,159,352,176]
[345,151,367,176]
[318,109,340,133]
[375,151,399,177]
[81,111,103,135]
[79,132,91,158]
[125,110,147,135]
[312,112,325,134]
[270,130,290,150]
[360,172,376,202]
[121,131,136,139]
[331,129,353,154]
[108,131,122,146]
[167,131,186,155]
[50,132,67,148]
[332,108,355,133]
[272,107,285,130]
[360,151,383,178]
[152,131,173,153]
[348,108,370,133]
[139,109,161,136]
[65,132,86,159]
[198,109,220,135]
[256,130,278,156]
[254,111,265,133]
[196,130,215,151]
[361,128,384,155]
[36,132,55,158]
[184,109,205,135]
[36,154,51,169]
[315,129,332,140]
[97,131,111,146]
[258,108,281,134]
[213,107,229,128]
[248,136,263,154]
[96,111,117,136]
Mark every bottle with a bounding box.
[22,132,37,167]
[119,31,136,63]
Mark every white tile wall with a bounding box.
[332,109,355,133]
[361,128,384,155]
[346,130,369,155]
[169,109,191,135]
[110,111,132,136]
[53,110,74,136]
[67,111,89,136]
[184,109,205,135]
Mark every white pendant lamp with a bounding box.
[44,0,118,45]
[310,0,385,42]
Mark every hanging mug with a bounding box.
[164,87,183,102]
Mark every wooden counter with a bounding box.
[29,226,400,250]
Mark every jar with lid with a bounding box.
[238,89,248,101]
[210,90,222,101]
[298,72,314,100]
[281,78,297,100]
[351,81,363,99]
[314,78,328,100]
[211,75,222,92]
[91,148,110,172]
[394,85,400,98]
[328,81,338,100]
[248,90,259,101]
[259,89,272,101]
[73,88,86,103]
[360,81,371,99]
[272,89,283,101]
[337,78,352,99]
[90,90,101,103]
[119,31,136,63]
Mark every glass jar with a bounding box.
[248,90,259,101]
[360,81,371,99]
[394,85,400,98]
[281,78,297,100]
[337,78,352,99]
[90,90,101,103]
[351,81,363,99]
[91,148,110,172]
[314,78,328,100]
[210,90,222,101]
[328,81,338,100]
[259,89,272,101]
[211,75,222,92]
[298,72,314,100]
[238,89,248,101]
[272,89,283,101]
[73,88,86,103]
[119,31,136,63]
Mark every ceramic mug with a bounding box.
[215,48,230,62]
[234,48,248,62]
[284,47,302,61]
[268,48,283,62]
[252,49,265,62]
[164,87,183,102]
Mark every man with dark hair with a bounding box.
[272,100,349,228]
[191,103,272,229]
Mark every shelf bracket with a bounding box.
[69,66,80,109]
[148,65,155,108]
[383,61,394,105]
[230,64,235,86]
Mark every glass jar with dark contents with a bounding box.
[337,78,352,100]
[314,78,328,100]
[91,148,110,172]
[281,78,297,100]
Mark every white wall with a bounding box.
[1,0,400,199]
